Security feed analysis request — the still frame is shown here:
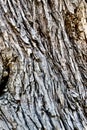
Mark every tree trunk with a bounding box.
[0,0,87,130]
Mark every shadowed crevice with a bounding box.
[0,67,9,96]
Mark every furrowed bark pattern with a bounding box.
[0,0,87,130]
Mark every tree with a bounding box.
[0,0,87,129]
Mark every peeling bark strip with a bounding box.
[0,0,87,130]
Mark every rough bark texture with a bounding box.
[0,0,87,130]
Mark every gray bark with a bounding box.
[0,0,87,130]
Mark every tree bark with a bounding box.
[0,0,87,130]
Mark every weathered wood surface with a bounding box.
[0,0,87,130]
